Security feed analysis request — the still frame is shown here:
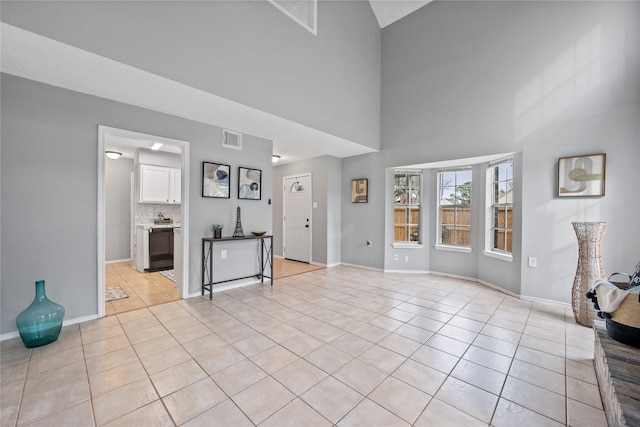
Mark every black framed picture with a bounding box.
[351,178,368,203]
[202,162,230,198]
[238,167,262,200]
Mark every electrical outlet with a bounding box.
[367,240,372,247]
[528,257,537,268]
[394,254,398,261]
[221,250,227,259]
[404,255,409,263]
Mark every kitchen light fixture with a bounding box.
[105,151,122,160]
[272,155,281,163]
[150,142,163,150]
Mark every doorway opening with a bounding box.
[97,126,190,317]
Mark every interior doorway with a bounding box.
[98,126,190,318]
[283,173,312,263]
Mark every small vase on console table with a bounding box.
[571,222,606,327]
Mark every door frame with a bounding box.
[282,173,313,263]
[97,125,190,317]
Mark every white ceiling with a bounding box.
[368,0,433,28]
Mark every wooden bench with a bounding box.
[594,322,640,426]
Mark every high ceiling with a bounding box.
[369,0,433,28]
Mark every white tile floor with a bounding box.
[1,266,607,426]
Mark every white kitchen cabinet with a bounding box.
[170,168,181,204]
[135,226,149,272]
[140,164,181,204]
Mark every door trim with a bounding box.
[282,173,312,263]
[98,126,190,317]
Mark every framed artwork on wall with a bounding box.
[351,178,368,203]
[202,162,230,198]
[558,153,606,197]
[238,167,262,200]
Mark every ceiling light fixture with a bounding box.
[150,142,163,150]
[272,155,281,163]
[105,151,122,160]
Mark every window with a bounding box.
[437,169,472,247]
[490,159,514,254]
[394,172,421,243]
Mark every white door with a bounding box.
[283,174,312,263]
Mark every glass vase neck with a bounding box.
[35,280,47,300]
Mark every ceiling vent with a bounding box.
[222,129,242,150]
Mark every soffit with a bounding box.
[1,23,376,166]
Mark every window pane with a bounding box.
[498,164,508,181]
[493,230,502,250]
[441,171,455,186]
[409,208,420,225]
[455,226,471,245]
[455,182,471,205]
[457,170,472,184]
[440,207,454,225]
[440,186,456,205]
[442,226,454,245]
[507,163,514,180]
[455,207,471,226]
[505,185,513,203]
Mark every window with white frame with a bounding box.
[490,159,514,254]
[437,169,472,247]
[394,172,421,243]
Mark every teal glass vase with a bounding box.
[16,280,65,348]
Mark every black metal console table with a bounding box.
[201,235,273,300]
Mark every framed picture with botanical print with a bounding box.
[558,153,606,197]
[238,167,262,200]
[351,178,368,203]
[202,162,230,198]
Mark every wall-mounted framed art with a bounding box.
[202,162,230,198]
[558,153,606,197]
[238,167,262,200]
[351,178,368,203]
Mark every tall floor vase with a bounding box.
[572,222,607,327]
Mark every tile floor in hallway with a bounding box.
[105,262,181,316]
[1,266,606,426]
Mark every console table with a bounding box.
[201,235,273,300]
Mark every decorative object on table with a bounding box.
[252,231,267,236]
[571,222,607,327]
[232,206,245,237]
[586,278,640,348]
[105,285,128,302]
[16,280,65,348]
[351,178,368,203]
[202,162,230,198]
[211,224,223,239]
[558,153,606,197]
[238,167,261,200]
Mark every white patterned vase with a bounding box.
[571,222,606,327]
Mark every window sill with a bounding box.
[392,242,424,249]
[434,245,472,253]
[483,250,513,262]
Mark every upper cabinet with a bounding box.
[140,164,181,204]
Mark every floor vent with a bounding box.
[222,129,242,150]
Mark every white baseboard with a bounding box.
[273,254,284,259]
[106,258,132,264]
[1,313,99,342]
[384,269,430,274]
[339,262,385,272]
[520,294,571,308]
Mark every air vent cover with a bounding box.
[222,129,242,150]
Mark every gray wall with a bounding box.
[272,156,342,266]
[105,158,133,262]
[340,1,640,302]
[1,0,381,150]
[1,74,272,334]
